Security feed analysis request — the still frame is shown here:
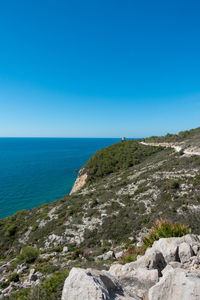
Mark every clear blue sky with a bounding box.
[0,0,200,137]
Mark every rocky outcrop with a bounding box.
[62,234,200,300]
[149,268,200,300]
[61,268,128,300]
[70,168,88,194]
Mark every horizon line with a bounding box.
[0,136,141,139]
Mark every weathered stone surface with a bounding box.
[97,251,115,261]
[181,234,200,246]
[39,252,57,260]
[168,261,182,268]
[150,237,180,263]
[16,262,29,274]
[148,268,200,300]
[133,249,166,276]
[62,267,131,300]
[179,242,194,263]
[61,235,200,300]
[109,264,158,298]
[29,269,38,282]
[115,251,125,260]
[161,264,174,275]
[70,168,87,194]
[63,246,69,253]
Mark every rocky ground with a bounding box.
[0,128,200,299]
[62,234,200,300]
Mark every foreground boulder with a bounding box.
[109,264,158,298]
[132,249,166,276]
[149,234,200,263]
[149,268,200,300]
[61,268,131,300]
[61,234,200,300]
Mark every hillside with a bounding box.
[142,127,200,155]
[1,128,200,299]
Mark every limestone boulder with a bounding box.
[61,267,132,300]
[150,237,180,263]
[133,249,166,276]
[178,242,194,263]
[109,264,158,298]
[148,268,200,300]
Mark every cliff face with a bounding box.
[70,168,88,195]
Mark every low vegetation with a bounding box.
[5,270,69,300]
[143,126,200,144]
[1,128,200,298]
[142,219,190,248]
[121,219,190,263]
[84,140,163,184]
[17,246,39,264]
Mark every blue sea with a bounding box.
[0,138,121,219]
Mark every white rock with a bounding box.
[109,263,158,298]
[62,267,131,300]
[16,262,29,274]
[179,242,194,263]
[192,245,199,255]
[148,268,200,300]
[29,269,37,282]
[97,251,115,261]
[132,248,166,276]
[63,246,69,253]
[109,263,158,282]
[150,237,180,263]
[39,252,57,259]
[115,251,124,260]
[1,285,12,295]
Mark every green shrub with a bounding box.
[6,288,31,300]
[17,246,39,263]
[0,281,9,289]
[4,223,17,237]
[142,219,190,248]
[71,249,82,260]
[8,272,19,282]
[39,270,69,299]
[194,174,200,186]
[121,253,137,264]
[7,270,69,300]
[120,219,190,265]
[169,179,180,190]
[36,264,60,275]
[85,140,163,184]
[49,245,63,253]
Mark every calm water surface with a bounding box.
[0,138,121,218]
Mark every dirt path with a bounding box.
[140,141,200,156]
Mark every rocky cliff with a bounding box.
[70,168,87,194]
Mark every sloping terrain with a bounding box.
[1,128,200,298]
[143,127,200,154]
